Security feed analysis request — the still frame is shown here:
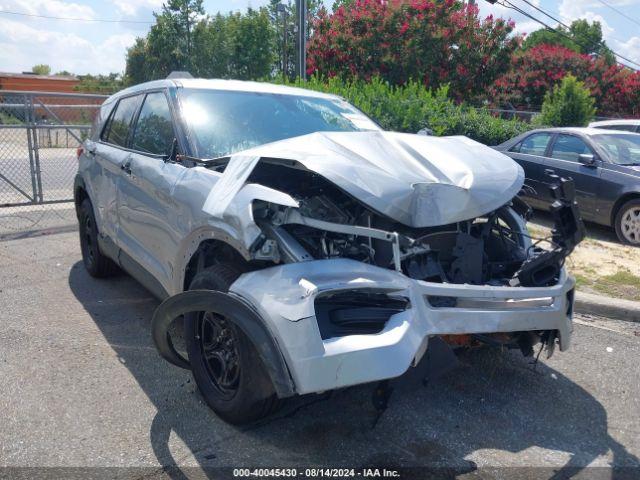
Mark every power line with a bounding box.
[518,0,570,27]
[0,9,153,24]
[499,0,640,70]
[518,0,627,46]
[595,0,640,29]
[515,0,640,68]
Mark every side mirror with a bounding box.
[417,128,434,136]
[578,153,597,167]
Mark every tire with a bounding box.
[78,198,119,277]
[614,199,640,245]
[184,263,280,424]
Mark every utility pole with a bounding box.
[276,3,288,81]
[295,0,307,80]
[184,2,192,69]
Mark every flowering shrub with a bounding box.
[598,64,640,117]
[491,44,640,116]
[306,0,520,100]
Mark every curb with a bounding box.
[575,291,640,323]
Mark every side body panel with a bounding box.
[598,164,640,226]
[115,161,297,297]
[77,99,115,227]
[508,151,550,210]
[501,132,553,210]
[165,166,298,295]
[90,142,127,239]
[117,154,186,292]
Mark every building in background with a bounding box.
[0,72,80,93]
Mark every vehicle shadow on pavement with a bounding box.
[68,263,638,479]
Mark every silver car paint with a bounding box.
[78,79,575,396]
[222,131,525,228]
[229,258,574,394]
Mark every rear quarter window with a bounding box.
[101,95,141,147]
[91,102,114,141]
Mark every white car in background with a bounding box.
[589,119,640,133]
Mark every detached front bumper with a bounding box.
[230,258,575,395]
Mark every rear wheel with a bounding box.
[184,263,280,424]
[78,198,119,277]
[615,199,640,245]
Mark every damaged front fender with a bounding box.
[151,289,296,398]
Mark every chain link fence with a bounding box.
[486,107,617,123]
[0,90,107,238]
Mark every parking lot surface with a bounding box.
[1,232,639,478]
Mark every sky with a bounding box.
[0,0,639,75]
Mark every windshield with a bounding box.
[179,88,380,158]
[593,133,640,165]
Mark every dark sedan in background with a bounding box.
[496,127,640,244]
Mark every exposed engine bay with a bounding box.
[149,131,581,402]
[247,162,584,289]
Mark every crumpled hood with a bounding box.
[227,131,525,228]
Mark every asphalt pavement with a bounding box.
[1,232,639,479]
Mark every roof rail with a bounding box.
[167,71,194,79]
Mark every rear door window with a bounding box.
[519,133,552,156]
[550,134,594,162]
[102,95,141,147]
[130,92,175,156]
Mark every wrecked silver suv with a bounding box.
[75,78,583,424]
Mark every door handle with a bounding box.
[544,168,556,177]
[121,160,132,175]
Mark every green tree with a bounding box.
[124,0,204,83]
[75,73,124,94]
[570,19,615,63]
[190,13,233,78]
[125,5,276,84]
[226,8,276,79]
[163,0,205,69]
[522,19,615,64]
[267,0,323,79]
[268,0,295,78]
[540,74,596,127]
[32,64,51,75]
[331,0,355,10]
[124,38,149,85]
[521,28,579,53]
[192,8,276,80]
